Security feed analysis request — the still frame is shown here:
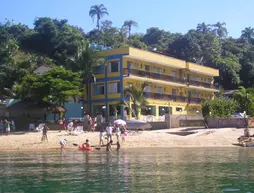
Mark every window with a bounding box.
[159,106,169,116]
[157,87,162,94]
[176,107,182,112]
[141,106,156,116]
[144,85,151,92]
[196,92,201,98]
[140,63,143,69]
[127,61,132,69]
[157,68,162,74]
[108,61,119,73]
[164,87,167,92]
[207,78,211,83]
[109,105,121,116]
[196,76,200,81]
[172,89,177,95]
[126,82,133,88]
[172,71,176,77]
[108,82,120,94]
[94,65,104,74]
[94,84,104,95]
[145,65,150,72]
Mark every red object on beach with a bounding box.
[78,145,94,151]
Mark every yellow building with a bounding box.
[84,47,219,120]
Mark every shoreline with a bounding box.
[0,145,241,153]
[0,127,244,152]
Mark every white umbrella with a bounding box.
[113,119,127,126]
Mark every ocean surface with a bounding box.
[0,148,254,193]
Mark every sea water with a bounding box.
[0,148,254,193]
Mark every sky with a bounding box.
[0,0,254,38]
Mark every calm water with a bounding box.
[0,148,254,193]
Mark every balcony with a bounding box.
[187,80,219,90]
[143,92,187,103]
[123,68,219,90]
[123,68,185,84]
[143,92,204,104]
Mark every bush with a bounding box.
[201,97,237,118]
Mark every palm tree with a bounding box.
[115,27,128,43]
[212,22,228,38]
[68,40,105,114]
[122,20,138,38]
[241,27,254,43]
[233,86,254,115]
[196,22,212,34]
[89,4,109,31]
[122,82,149,119]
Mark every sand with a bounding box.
[0,127,244,151]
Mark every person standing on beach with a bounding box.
[106,124,113,143]
[41,124,49,142]
[5,119,10,136]
[11,120,15,132]
[0,120,4,135]
[99,129,105,146]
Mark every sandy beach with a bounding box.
[0,127,244,151]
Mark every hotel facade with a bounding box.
[83,47,219,120]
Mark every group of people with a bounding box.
[0,119,15,135]
[100,123,127,145]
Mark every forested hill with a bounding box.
[0,17,254,94]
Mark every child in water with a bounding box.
[60,139,67,149]
[106,140,113,151]
[82,139,91,148]
[99,129,105,146]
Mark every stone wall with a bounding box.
[149,122,167,130]
[207,118,247,128]
[179,120,204,127]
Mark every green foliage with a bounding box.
[201,97,237,118]
[123,82,149,119]
[14,67,82,105]
[233,86,254,116]
[89,4,109,31]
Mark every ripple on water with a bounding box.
[0,148,253,193]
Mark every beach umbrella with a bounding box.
[113,119,127,126]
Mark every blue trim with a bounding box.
[91,98,121,103]
[96,77,121,82]
[89,53,128,119]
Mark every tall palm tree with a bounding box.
[68,40,105,114]
[241,27,254,43]
[89,4,109,31]
[122,82,149,119]
[212,22,228,38]
[122,20,138,38]
[196,22,212,34]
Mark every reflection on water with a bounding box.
[0,148,254,193]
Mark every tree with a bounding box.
[212,22,228,38]
[123,82,149,119]
[89,4,109,31]
[196,22,212,34]
[241,27,254,44]
[12,67,82,105]
[122,20,138,38]
[201,97,237,118]
[67,40,105,113]
[233,86,254,116]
